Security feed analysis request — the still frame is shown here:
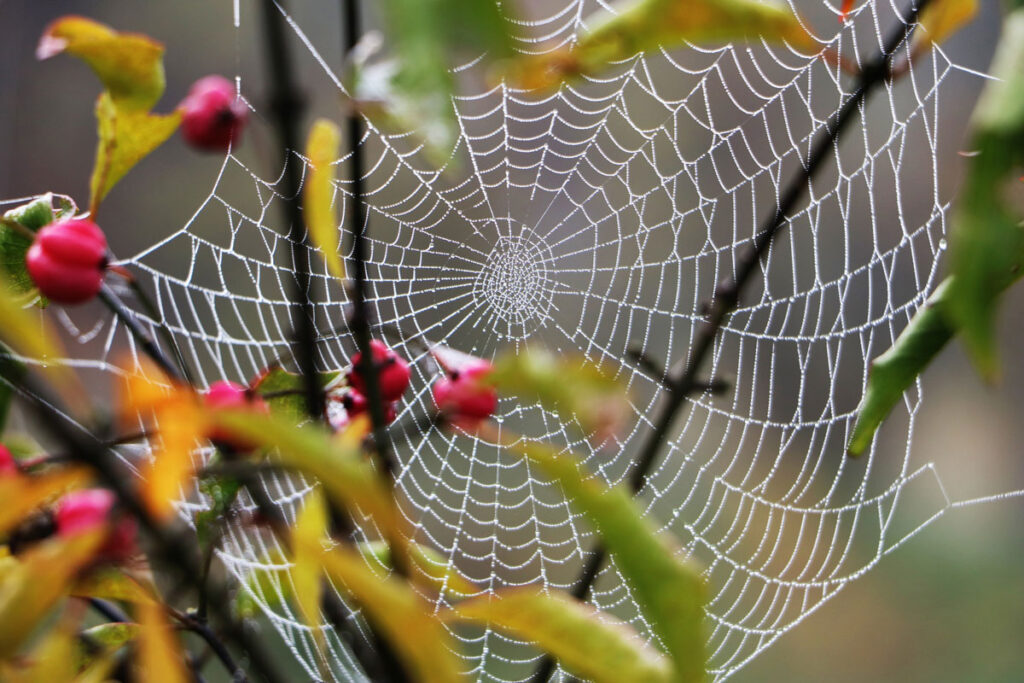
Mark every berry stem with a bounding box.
[527,2,933,680]
[97,284,182,382]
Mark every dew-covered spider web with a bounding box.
[23,0,1017,680]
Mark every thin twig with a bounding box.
[527,2,932,680]
[98,284,182,382]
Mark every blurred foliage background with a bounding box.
[2,0,1023,680]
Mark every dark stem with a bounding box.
[98,284,182,382]
[527,2,931,681]
[259,0,326,422]
[123,271,196,385]
[173,608,248,683]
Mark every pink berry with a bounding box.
[25,218,107,304]
[348,340,411,402]
[342,389,397,424]
[179,75,248,152]
[204,380,267,450]
[432,362,497,429]
[55,489,137,562]
[0,445,17,477]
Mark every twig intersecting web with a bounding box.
[25,0,1011,680]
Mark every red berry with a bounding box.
[204,380,267,450]
[0,445,17,477]
[55,489,137,562]
[342,389,397,424]
[348,340,411,402]
[25,218,107,304]
[432,362,497,429]
[180,75,248,152]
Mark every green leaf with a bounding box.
[847,280,956,456]
[252,367,343,422]
[37,16,167,110]
[78,622,140,668]
[505,0,814,91]
[89,92,182,214]
[946,9,1024,381]
[0,531,104,659]
[71,566,157,605]
[490,348,630,439]
[305,119,347,282]
[499,435,705,681]
[0,194,74,304]
[442,587,672,683]
[358,540,479,599]
[310,541,464,683]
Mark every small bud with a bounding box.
[55,489,137,562]
[180,75,248,152]
[25,218,107,304]
[432,362,497,429]
[348,340,411,402]
[203,380,267,451]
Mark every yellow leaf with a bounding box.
[359,540,479,600]
[442,588,672,683]
[0,280,86,410]
[291,490,330,679]
[916,0,978,49]
[0,532,104,659]
[505,0,815,91]
[37,16,166,110]
[304,119,347,282]
[89,92,182,214]
[0,467,90,536]
[5,607,80,683]
[136,601,189,683]
[307,540,465,683]
[121,362,206,521]
[71,566,158,604]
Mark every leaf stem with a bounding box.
[527,1,933,680]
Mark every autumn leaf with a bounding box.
[71,565,158,604]
[3,607,79,683]
[443,588,672,683]
[291,490,331,679]
[135,601,189,683]
[89,92,182,214]
[358,540,479,599]
[505,0,815,91]
[915,0,979,49]
[0,531,104,659]
[308,540,465,683]
[0,467,91,536]
[37,16,167,110]
[305,119,347,282]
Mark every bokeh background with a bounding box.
[1,0,1022,680]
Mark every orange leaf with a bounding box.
[0,467,91,536]
[135,602,189,683]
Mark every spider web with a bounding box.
[21,0,1011,680]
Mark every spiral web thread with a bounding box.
[12,0,1016,680]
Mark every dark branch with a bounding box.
[528,1,932,680]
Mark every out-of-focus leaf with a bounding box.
[196,472,241,545]
[915,0,978,49]
[291,490,329,678]
[0,378,10,434]
[498,434,705,681]
[121,363,205,521]
[505,0,814,91]
[73,652,118,683]
[0,531,104,659]
[211,409,398,540]
[71,566,157,604]
[309,540,464,683]
[82,621,140,652]
[305,119,347,282]
[252,367,343,422]
[135,601,189,683]
[0,281,86,409]
[359,540,479,599]
[0,467,90,536]
[89,92,181,214]
[442,587,672,683]
[5,608,79,683]
[848,280,956,456]
[946,9,1024,381]
[490,348,629,439]
[37,16,166,110]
